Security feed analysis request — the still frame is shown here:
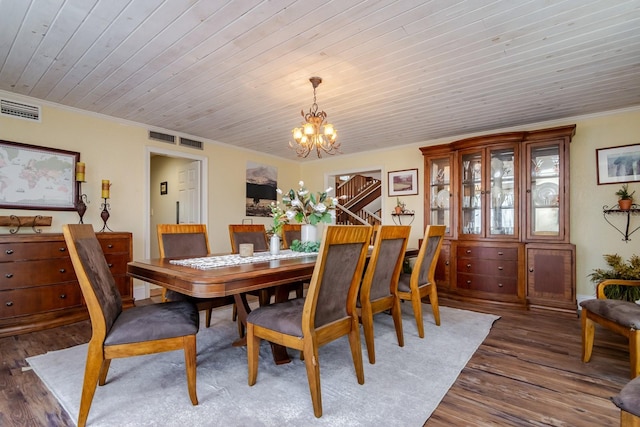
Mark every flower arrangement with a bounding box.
[278,181,339,225]
[269,202,287,236]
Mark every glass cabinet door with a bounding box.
[460,150,483,236]
[527,142,563,239]
[489,147,516,237]
[428,156,452,235]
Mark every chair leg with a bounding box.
[183,335,198,406]
[97,359,111,386]
[429,285,441,326]
[348,318,365,385]
[303,339,323,418]
[77,342,104,427]
[391,297,404,348]
[411,293,425,338]
[205,308,212,328]
[621,409,640,427]
[581,310,595,363]
[247,323,260,386]
[630,331,640,378]
[361,304,376,364]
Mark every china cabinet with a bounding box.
[0,232,133,337]
[421,125,576,312]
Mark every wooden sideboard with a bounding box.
[0,232,133,337]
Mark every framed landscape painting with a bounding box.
[596,143,640,184]
[0,140,80,210]
[388,168,419,196]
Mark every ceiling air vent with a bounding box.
[0,98,41,122]
[148,131,176,144]
[180,137,203,150]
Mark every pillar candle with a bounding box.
[76,162,85,182]
[101,180,110,198]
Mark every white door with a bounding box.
[177,160,201,224]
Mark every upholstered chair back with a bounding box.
[228,224,269,253]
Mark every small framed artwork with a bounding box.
[0,139,80,210]
[596,143,640,185]
[388,168,419,196]
[160,181,168,195]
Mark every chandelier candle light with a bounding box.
[290,77,340,158]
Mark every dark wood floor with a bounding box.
[0,299,630,426]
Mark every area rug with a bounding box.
[27,304,499,427]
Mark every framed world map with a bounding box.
[0,140,80,210]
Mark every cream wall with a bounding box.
[301,108,640,301]
[1,91,639,301]
[0,94,302,297]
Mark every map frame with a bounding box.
[0,140,80,211]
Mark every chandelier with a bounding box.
[289,77,340,158]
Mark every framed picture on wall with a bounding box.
[0,139,80,210]
[596,143,640,184]
[388,168,418,196]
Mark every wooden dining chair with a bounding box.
[228,224,269,254]
[157,223,234,328]
[357,225,411,364]
[281,223,302,249]
[63,224,199,427]
[247,225,373,417]
[397,224,446,338]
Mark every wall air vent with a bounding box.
[148,131,176,144]
[0,98,41,122]
[179,137,203,150]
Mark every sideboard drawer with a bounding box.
[456,273,518,295]
[0,283,83,318]
[456,258,518,277]
[456,245,518,260]
[0,241,68,262]
[0,258,77,289]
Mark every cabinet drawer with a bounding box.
[104,253,130,275]
[0,258,77,289]
[456,273,518,295]
[0,283,83,318]
[0,241,68,262]
[114,275,131,299]
[99,237,130,254]
[456,245,518,260]
[456,258,518,277]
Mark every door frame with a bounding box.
[145,146,208,260]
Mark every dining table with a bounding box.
[127,250,319,364]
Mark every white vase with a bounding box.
[270,234,280,255]
[301,224,317,243]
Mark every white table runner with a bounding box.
[169,249,318,270]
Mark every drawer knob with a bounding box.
[59,247,66,252]
[5,301,13,307]
[498,283,504,287]
[108,244,114,248]
[466,280,471,284]
[5,273,13,278]
[445,261,449,266]
[498,266,503,271]
[107,263,113,268]
[529,268,534,273]
[59,268,66,273]
[59,294,66,299]
[466,263,471,268]
[465,249,471,254]
[498,251,504,256]
[5,249,13,255]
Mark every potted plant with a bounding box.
[616,183,635,210]
[588,254,640,301]
[394,197,404,214]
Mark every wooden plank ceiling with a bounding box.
[0,0,639,160]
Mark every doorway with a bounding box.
[142,146,208,298]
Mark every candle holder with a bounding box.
[99,198,112,232]
[76,192,89,224]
